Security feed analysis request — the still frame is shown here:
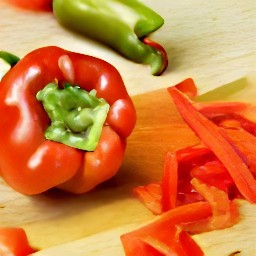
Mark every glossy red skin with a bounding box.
[58,126,126,194]
[0,46,136,195]
[8,0,52,11]
[0,227,36,256]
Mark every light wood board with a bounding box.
[0,0,256,255]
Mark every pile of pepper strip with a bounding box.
[121,78,256,255]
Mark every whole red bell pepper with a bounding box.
[0,46,136,195]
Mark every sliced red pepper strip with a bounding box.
[175,147,214,207]
[191,160,241,199]
[0,227,36,256]
[195,101,249,118]
[0,46,136,195]
[182,178,239,234]
[212,114,256,137]
[174,78,198,98]
[133,182,163,215]
[168,87,256,203]
[138,147,214,213]
[223,128,256,177]
[141,227,204,256]
[161,151,178,211]
[121,201,211,256]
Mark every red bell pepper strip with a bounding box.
[161,151,178,211]
[161,147,216,211]
[133,182,163,215]
[0,46,136,195]
[0,227,36,256]
[121,201,211,256]
[168,86,256,203]
[134,147,215,214]
[8,0,52,11]
[195,100,256,135]
[183,178,239,234]
[195,102,249,118]
[191,160,241,199]
[173,78,198,98]
[223,128,256,177]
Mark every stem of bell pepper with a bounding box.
[52,0,168,75]
[0,51,20,67]
[168,87,256,203]
[0,51,20,80]
[36,82,110,151]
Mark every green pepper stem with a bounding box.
[0,51,20,67]
[0,51,20,80]
[36,82,110,151]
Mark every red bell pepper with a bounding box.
[0,46,136,195]
[8,0,52,11]
[168,86,256,203]
[0,227,36,256]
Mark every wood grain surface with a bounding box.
[0,0,256,255]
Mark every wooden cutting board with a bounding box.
[0,0,256,255]
[29,74,256,256]
[0,75,255,256]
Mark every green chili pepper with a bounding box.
[36,82,110,151]
[52,0,168,76]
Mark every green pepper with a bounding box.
[52,0,168,76]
